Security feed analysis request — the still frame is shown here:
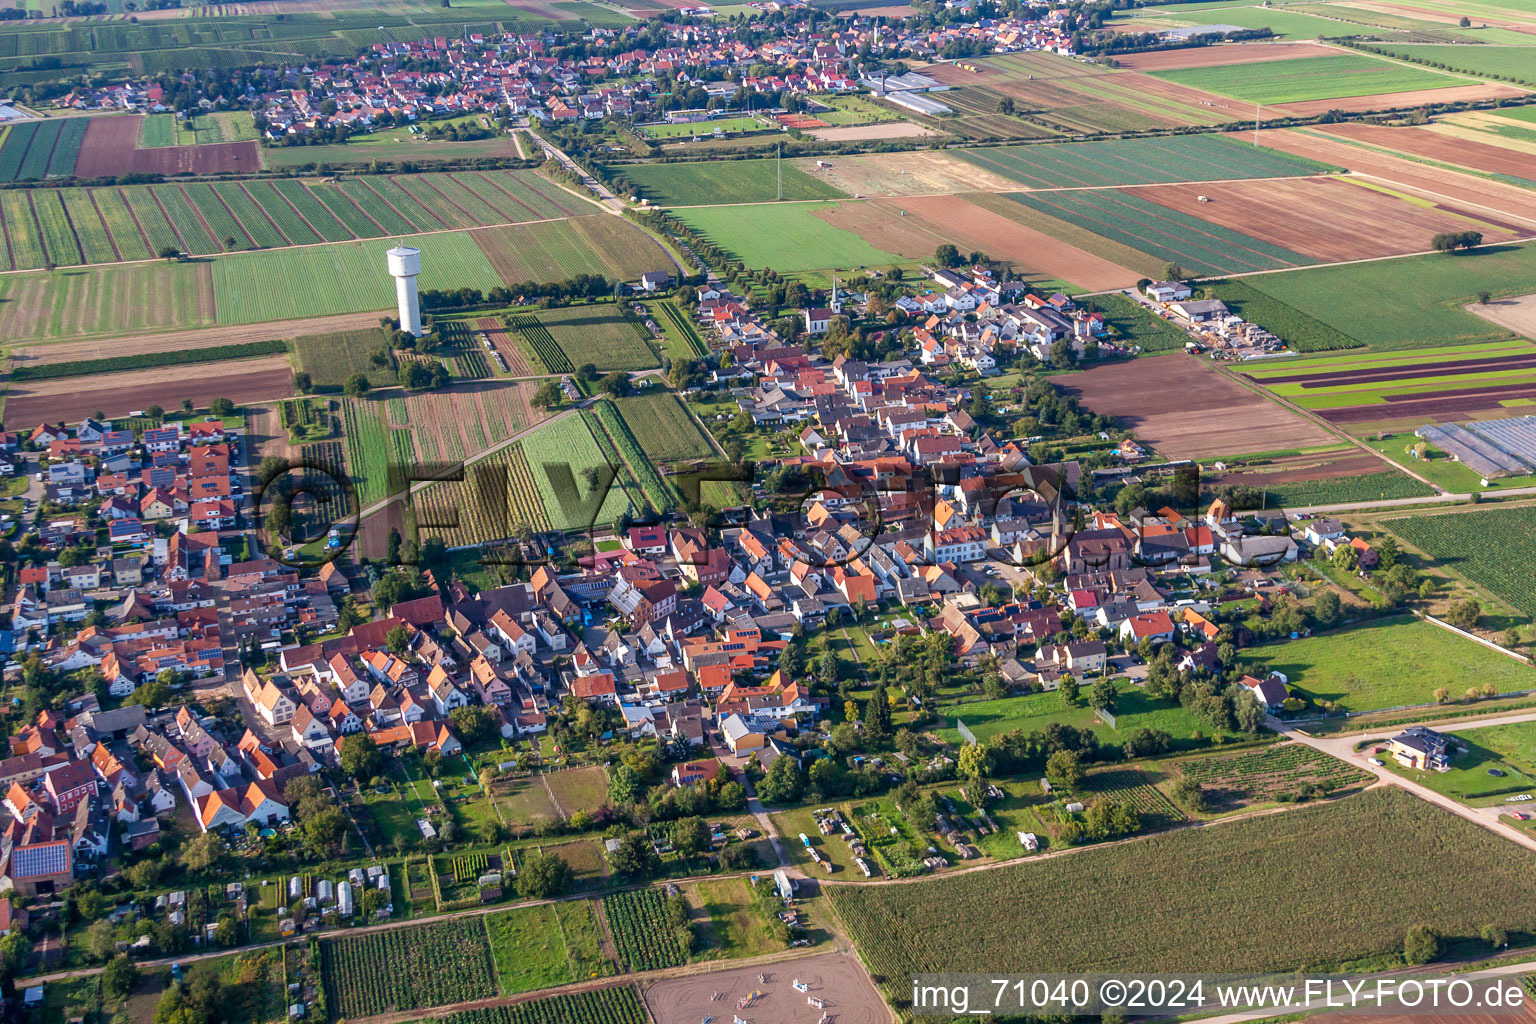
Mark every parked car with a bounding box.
[1368,758,1384,767]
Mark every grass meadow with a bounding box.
[674,201,905,274]
[1149,54,1471,104]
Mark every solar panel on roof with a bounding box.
[12,842,68,878]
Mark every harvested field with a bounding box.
[1133,176,1520,263]
[1272,82,1526,116]
[475,317,535,376]
[9,311,377,367]
[1256,128,1536,230]
[72,116,140,179]
[1320,121,1536,181]
[4,355,292,424]
[815,194,1139,290]
[1112,41,1341,70]
[798,151,1018,197]
[1058,354,1336,458]
[1468,293,1536,338]
[807,122,940,141]
[644,953,888,1024]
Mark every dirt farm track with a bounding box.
[644,953,892,1024]
[1058,353,1336,459]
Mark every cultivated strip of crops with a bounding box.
[213,181,288,248]
[32,191,83,266]
[505,312,573,374]
[92,188,152,261]
[434,987,646,1024]
[150,184,219,254]
[602,890,687,971]
[319,918,497,1018]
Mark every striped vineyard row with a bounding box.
[505,312,573,374]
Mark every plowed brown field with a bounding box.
[1322,121,1536,180]
[1059,354,1336,459]
[814,194,1139,290]
[76,115,262,176]
[1254,128,1536,230]
[5,356,292,424]
[1133,176,1520,262]
[73,116,141,179]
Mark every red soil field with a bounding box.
[1057,354,1336,459]
[73,116,141,179]
[814,194,1140,291]
[1321,121,1536,181]
[1252,128,1536,231]
[1271,82,1526,117]
[5,357,293,424]
[1114,41,1338,71]
[1133,177,1520,263]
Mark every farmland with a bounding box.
[292,327,392,388]
[1240,614,1536,711]
[1201,449,1435,506]
[674,201,906,275]
[1240,338,1536,427]
[1240,240,1536,350]
[1368,44,1536,84]
[1173,743,1374,811]
[830,788,1536,999]
[956,133,1332,189]
[934,677,1239,747]
[433,986,646,1024]
[612,392,714,462]
[517,304,659,371]
[618,158,847,206]
[1083,767,1186,830]
[1059,354,1336,460]
[341,397,416,509]
[319,918,497,1017]
[1147,53,1471,105]
[1385,504,1536,617]
[0,169,584,270]
[588,403,677,514]
[1006,188,1316,277]
[486,902,585,993]
[602,889,689,971]
[0,118,83,181]
[473,217,672,291]
[506,311,574,374]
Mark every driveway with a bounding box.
[1272,709,1536,854]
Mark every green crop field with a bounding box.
[1244,470,1435,506]
[832,788,1536,1000]
[474,217,670,290]
[341,397,416,509]
[613,391,714,462]
[1241,614,1536,710]
[293,328,392,388]
[532,303,659,371]
[427,986,645,1024]
[602,890,688,971]
[1370,44,1536,84]
[1095,293,1192,353]
[320,918,497,1018]
[0,259,214,342]
[1206,278,1365,352]
[620,158,847,206]
[1083,767,1186,829]
[521,413,631,531]
[486,903,578,993]
[588,403,676,514]
[675,201,904,274]
[1242,241,1536,349]
[959,133,1334,189]
[1007,189,1315,277]
[210,232,504,324]
[1149,54,1471,104]
[61,191,114,263]
[1385,504,1536,616]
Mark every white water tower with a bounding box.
[386,245,423,337]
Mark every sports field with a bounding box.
[956,133,1333,189]
[673,201,905,274]
[1240,615,1536,711]
[1148,53,1471,104]
[832,788,1536,996]
[1006,189,1316,277]
[620,159,848,206]
[1241,241,1536,350]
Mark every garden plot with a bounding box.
[1173,743,1374,812]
